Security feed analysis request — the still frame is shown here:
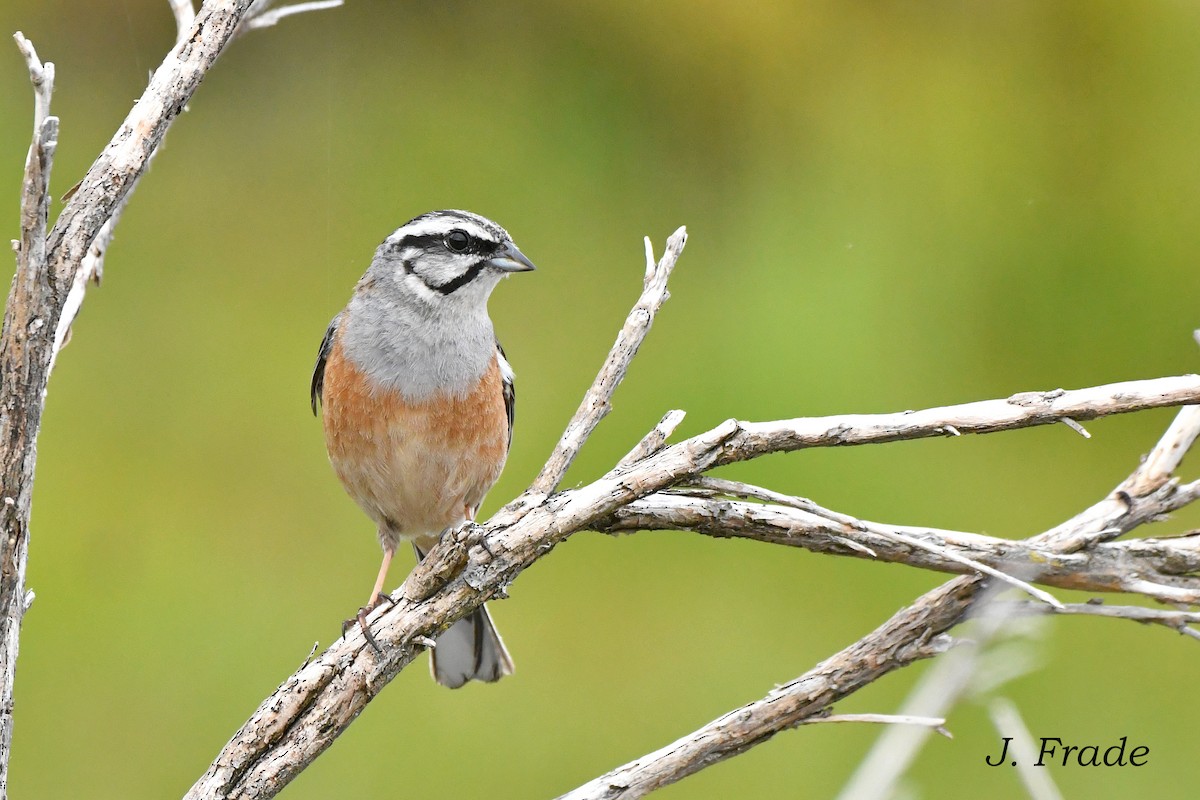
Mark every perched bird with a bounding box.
[310,209,535,688]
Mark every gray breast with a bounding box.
[338,293,497,400]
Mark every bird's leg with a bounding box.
[463,503,499,558]
[343,546,395,654]
[367,546,395,609]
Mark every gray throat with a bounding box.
[338,294,496,401]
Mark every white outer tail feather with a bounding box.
[431,604,514,689]
[413,542,514,688]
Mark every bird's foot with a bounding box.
[341,594,397,655]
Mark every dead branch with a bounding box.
[556,579,974,800]
[185,225,1200,797]
[594,491,1200,604]
[560,403,1200,799]
[1,2,339,796]
[529,231,687,496]
[0,32,58,792]
[7,5,1200,800]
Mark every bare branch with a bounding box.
[55,0,340,354]
[42,2,257,360]
[12,34,53,133]
[56,0,199,354]
[616,409,686,468]
[556,580,970,800]
[0,31,59,794]
[238,0,344,33]
[4,1,337,793]
[1136,405,1200,486]
[797,714,951,737]
[189,358,1200,798]
[1040,402,1200,552]
[709,376,1200,467]
[681,477,1065,609]
[596,493,1200,604]
[571,380,1200,798]
[838,589,1042,800]
[529,228,688,495]
[1001,601,1200,640]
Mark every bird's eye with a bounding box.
[445,230,471,253]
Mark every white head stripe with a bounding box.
[385,210,508,246]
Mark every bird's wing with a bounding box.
[310,315,340,415]
[496,339,515,451]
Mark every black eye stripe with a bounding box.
[389,231,500,256]
[387,229,502,294]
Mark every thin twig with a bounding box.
[797,714,951,738]
[1000,601,1200,640]
[238,0,343,33]
[528,228,687,495]
[616,409,686,468]
[1060,417,1090,438]
[1040,402,1200,552]
[13,34,53,134]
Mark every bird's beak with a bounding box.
[487,243,537,273]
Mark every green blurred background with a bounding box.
[3,1,1199,797]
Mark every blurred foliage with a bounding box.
[2,1,1199,798]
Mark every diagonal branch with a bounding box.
[3,3,340,796]
[0,32,59,796]
[55,0,343,356]
[185,307,1200,798]
[556,579,976,800]
[1040,402,1200,552]
[528,228,688,496]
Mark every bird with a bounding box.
[310,209,535,688]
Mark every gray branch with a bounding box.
[594,489,1200,605]
[8,5,1200,800]
[561,403,1200,799]
[528,230,687,496]
[1,33,58,796]
[184,294,1200,799]
[1,2,337,797]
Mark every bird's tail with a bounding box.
[414,542,514,688]
[431,603,514,688]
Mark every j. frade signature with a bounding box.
[986,736,1148,767]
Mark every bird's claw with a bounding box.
[341,602,388,655]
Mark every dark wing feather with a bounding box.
[310,315,340,415]
[496,340,515,451]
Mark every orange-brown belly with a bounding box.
[321,337,509,541]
